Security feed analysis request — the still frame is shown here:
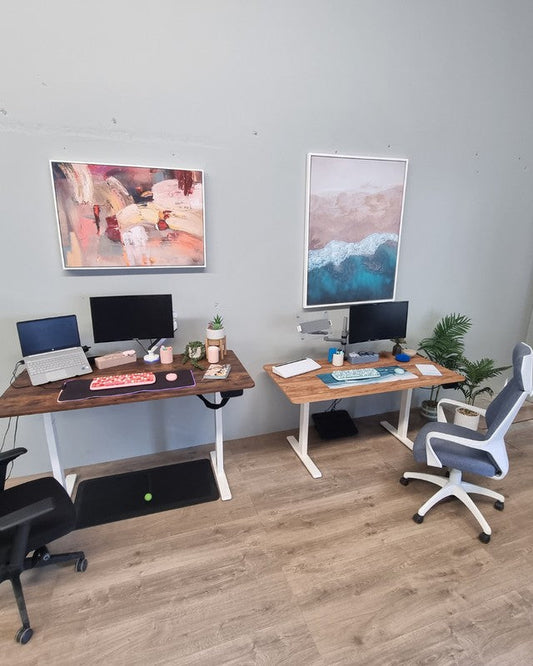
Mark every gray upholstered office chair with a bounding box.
[400,342,533,543]
[0,448,87,644]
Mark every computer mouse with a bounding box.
[394,367,406,374]
[165,372,177,381]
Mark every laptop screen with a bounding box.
[16,315,81,356]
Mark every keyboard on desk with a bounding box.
[90,372,156,391]
[331,368,381,381]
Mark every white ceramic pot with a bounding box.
[206,327,225,340]
[453,407,480,430]
[420,399,438,421]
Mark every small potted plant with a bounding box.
[206,314,225,340]
[391,337,406,356]
[453,357,510,429]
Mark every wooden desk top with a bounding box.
[264,353,464,405]
[0,350,255,418]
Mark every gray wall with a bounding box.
[2,1,533,477]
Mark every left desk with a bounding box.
[0,350,255,501]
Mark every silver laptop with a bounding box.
[17,315,92,386]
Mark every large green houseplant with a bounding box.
[417,313,472,419]
[453,357,510,428]
[457,357,510,406]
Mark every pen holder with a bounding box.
[160,346,173,364]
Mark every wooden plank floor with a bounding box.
[1,404,533,664]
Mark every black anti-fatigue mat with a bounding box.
[74,459,219,529]
[58,369,195,402]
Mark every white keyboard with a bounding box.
[272,357,321,378]
[332,368,381,381]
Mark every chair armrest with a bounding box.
[437,399,486,422]
[0,498,54,532]
[0,447,28,467]
[0,447,28,492]
[423,428,506,477]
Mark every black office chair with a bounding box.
[0,448,87,644]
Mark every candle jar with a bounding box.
[207,345,220,363]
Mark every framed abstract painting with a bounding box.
[303,153,408,308]
[50,161,205,269]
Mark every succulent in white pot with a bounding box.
[206,314,225,340]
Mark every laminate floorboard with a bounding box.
[1,404,533,665]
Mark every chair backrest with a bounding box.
[485,342,533,440]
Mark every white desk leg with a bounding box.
[380,388,414,450]
[209,392,232,501]
[42,413,77,496]
[287,402,322,478]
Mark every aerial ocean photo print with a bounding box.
[304,154,408,308]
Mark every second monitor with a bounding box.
[90,294,174,344]
[348,300,408,345]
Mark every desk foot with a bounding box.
[66,473,77,497]
[209,450,232,501]
[380,421,414,450]
[287,436,322,478]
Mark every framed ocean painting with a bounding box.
[303,153,408,308]
[51,161,205,269]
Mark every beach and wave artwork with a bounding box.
[51,161,205,269]
[304,154,408,307]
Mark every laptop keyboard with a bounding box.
[26,349,88,374]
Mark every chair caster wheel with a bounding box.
[412,513,424,524]
[31,546,50,566]
[75,557,88,572]
[400,476,409,486]
[479,532,491,544]
[494,500,504,511]
[16,626,33,644]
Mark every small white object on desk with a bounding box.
[416,363,442,376]
[272,357,321,378]
[332,350,344,367]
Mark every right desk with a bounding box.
[264,353,464,479]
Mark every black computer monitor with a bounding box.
[348,301,408,344]
[90,294,174,343]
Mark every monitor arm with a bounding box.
[324,316,348,350]
[137,313,178,362]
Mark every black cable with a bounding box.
[1,415,20,481]
[9,359,64,391]
[9,360,27,387]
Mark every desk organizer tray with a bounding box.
[348,352,379,364]
[58,370,195,402]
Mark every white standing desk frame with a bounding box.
[43,390,232,501]
[287,387,415,478]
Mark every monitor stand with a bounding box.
[312,410,358,440]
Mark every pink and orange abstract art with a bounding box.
[51,161,205,269]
